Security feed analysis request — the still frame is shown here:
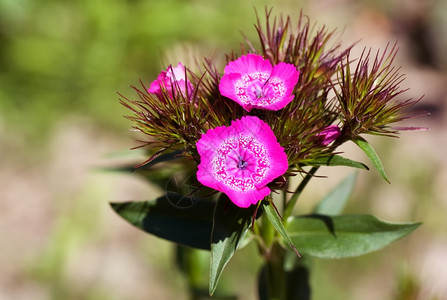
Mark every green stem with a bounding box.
[262,245,313,300]
[265,243,287,300]
[259,209,276,252]
[284,167,319,219]
[282,180,289,215]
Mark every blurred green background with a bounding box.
[1,0,446,299]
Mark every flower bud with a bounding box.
[317,125,341,145]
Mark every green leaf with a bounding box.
[303,155,369,170]
[209,195,256,295]
[135,149,185,170]
[354,137,389,183]
[284,167,318,220]
[110,193,215,250]
[262,200,300,257]
[313,172,358,215]
[103,149,185,173]
[101,149,189,187]
[286,214,420,259]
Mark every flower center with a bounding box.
[254,83,264,98]
[237,155,248,170]
[249,81,275,100]
[211,134,271,191]
[235,73,287,106]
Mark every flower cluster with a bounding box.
[121,10,418,208]
[114,11,424,300]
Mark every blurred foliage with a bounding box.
[0,0,274,150]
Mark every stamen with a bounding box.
[237,156,248,170]
[254,84,264,99]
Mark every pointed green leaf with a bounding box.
[209,195,256,295]
[354,137,389,183]
[303,155,369,170]
[286,214,420,259]
[284,167,318,220]
[110,193,215,250]
[313,172,358,215]
[101,149,188,189]
[135,149,185,170]
[262,201,300,257]
[102,164,182,191]
[102,149,185,173]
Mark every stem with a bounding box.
[261,244,313,300]
[259,209,276,253]
[284,167,319,219]
[265,243,287,300]
[282,179,289,215]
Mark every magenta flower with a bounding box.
[196,116,288,208]
[219,54,300,111]
[148,63,193,98]
[317,125,341,145]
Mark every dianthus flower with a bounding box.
[148,63,193,98]
[317,125,341,145]
[196,116,288,208]
[219,54,299,111]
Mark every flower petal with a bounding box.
[271,62,300,85]
[148,63,193,98]
[218,73,245,108]
[317,125,341,145]
[231,116,288,187]
[223,53,272,74]
[219,54,299,111]
[258,62,300,110]
[222,185,271,208]
[196,116,288,207]
[168,63,186,81]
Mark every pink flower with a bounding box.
[148,63,193,98]
[219,54,300,111]
[317,125,341,145]
[196,116,288,208]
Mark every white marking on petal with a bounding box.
[234,72,287,107]
[211,134,271,191]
